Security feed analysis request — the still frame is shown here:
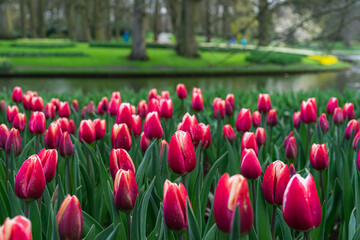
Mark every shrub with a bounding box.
[0,58,12,72]
[246,51,303,65]
[0,52,87,57]
[10,42,76,48]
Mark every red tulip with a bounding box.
[357,149,360,171]
[241,132,258,155]
[252,111,261,128]
[160,99,173,118]
[129,115,141,136]
[318,113,329,133]
[285,137,298,160]
[12,86,23,103]
[93,119,106,140]
[31,96,44,112]
[111,91,121,101]
[13,113,27,131]
[176,83,187,99]
[59,132,74,158]
[262,160,290,205]
[236,108,252,132]
[57,195,83,240]
[22,94,33,110]
[192,88,204,111]
[258,93,271,113]
[178,113,201,145]
[213,173,253,234]
[199,123,211,149]
[241,148,261,179]
[7,105,19,123]
[108,98,121,116]
[69,120,75,134]
[283,131,294,148]
[51,98,60,110]
[137,100,148,118]
[109,148,136,180]
[5,128,22,155]
[147,98,160,115]
[116,103,132,127]
[86,101,95,116]
[111,123,132,150]
[213,98,225,119]
[161,90,170,99]
[326,97,338,115]
[29,111,46,135]
[160,139,169,161]
[0,99,6,112]
[343,103,355,120]
[144,112,163,139]
[114,169,139,212]
[46,122,62,149]
[140,132,150,153]
[45,102,56,120]
[38,148,58,182]
[59,101,71,118]
[282,173,321,231]
[148,88,158,101]
[255,127,266,146]
[56,118,70,133]
[223,124,236,142]
[168,130,196,175]
[15,154,45,200]
[79,120,95,144]
[225,94,235,116]
[301,98,317,124]
[333,107,344,125]
[293,111,301,128]
[0,124,9,150]
[163,180,189,231]
[310,144,328,170]
[96,97,109,115]
[71,99,79,112]
[345,120,359,140]
[0,215,32,240]
[267,109,278,126]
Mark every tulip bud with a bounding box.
[111,91,121,101]
[199,123,211,149]
[318,113,329,133]
[160,99,173,118]
[79,120,95,144]
[310,144,328,170]
[262,160,290,205]
[96,98,107,115]
[0,215,32,240]
[109,148,136,180]
[57,195,83,240]
[13,113,27,131]
[283,131,294,148]
[5,128,22,155]
[213,98,225,119]
[192,88,204,111]
[333,107,344,125]
[140,132,150,153]
[148,88,158,101]
[289,164,296,177]
[161,90,170,99]
[168,130,196,175]
[345,120,359,140]
[236,108,252,132]
[38,148,58,182]
[258,93,271,113]
[29,111,46,135]
[31,96,44,112]
[0,99,6,112]
[241,148,261,179]
[144,112,163,139]
[252,111,261,128]
[285,137,298,160]
[0,124,9,150]
[178,113,201,145]
[129,115,141,136]
[15,154,45,200]
[56,118,70,134]
[59,132,74,159]
[114,169,139,212]
[241,132,258,155]
[71,99,79,112]
[213,173,253,234]
[93,119,106,140]
[7,105,19,123]
[343,103,355,120]
[267,109,278,126]
[223,124,236,142]
[116,103,132,127]
[46,122,62,149]
[69,120,75,134]
[163,180,189,231]
[293,111,301,128]
[255,127,266,146]
[301,98,317,124]
[326,97,338,115]
[176,83,187,99]
[59,102,71,118]
[51,98,60,110]
[147,98,160,115]
[282,174,321,231]
[225,94,235,116]
[353,131,360,150]
[108,98,121,116]
[137,100,148,118]
[45,102,56,120]
[22,94,32,110]
[12,86,23,103]
[111,123,132,150]
[160,139,169,161]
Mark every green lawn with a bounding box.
[0,40,351,75]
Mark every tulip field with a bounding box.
[1,85,360,240]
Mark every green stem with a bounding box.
[320,170,324,203]
[177,232,183,240]
[37,196,42,214]
[181,99,184,114]
[182,174,187,191]
[5,154,9,182]
[67,157,72,195]
[337,125,340,146]
[35,135,39,153]
[269,127,273,156]
[126,213,131,240]
[24,201,30,218]
[307,124,311,162]
[271,205,277,240]
[251,180,256,227]
[304,231,311,240]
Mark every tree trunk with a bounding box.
[75,0,90,41]
[0,1,14,39]
[65,0,76,39]
[164,0,180,40]
[29,0,38,38]
[128,0,148,60]
[257,0,271,46]
[221,0,229,40]
[176,0,200,58]
[20,0,27,38]
[153,0,159,42]
[93,0,107,41]
[205,0,211,42]
[37,0,46,37]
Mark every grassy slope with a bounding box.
[0,40,351,75]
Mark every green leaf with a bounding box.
[30,200,42,240]
[83,225,96,240]
[202,224,217,240]
[82,210,104,235]
[187,197,201,240]
[276,208,292,239]
[140,177,156,239]
[255,180,271,240]
[136,141,156,185]
[94,224,118,240]
[148,203,164,240]
[7,181,23,216]
[348,208,357,240]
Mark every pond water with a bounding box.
[0,56,359,94]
